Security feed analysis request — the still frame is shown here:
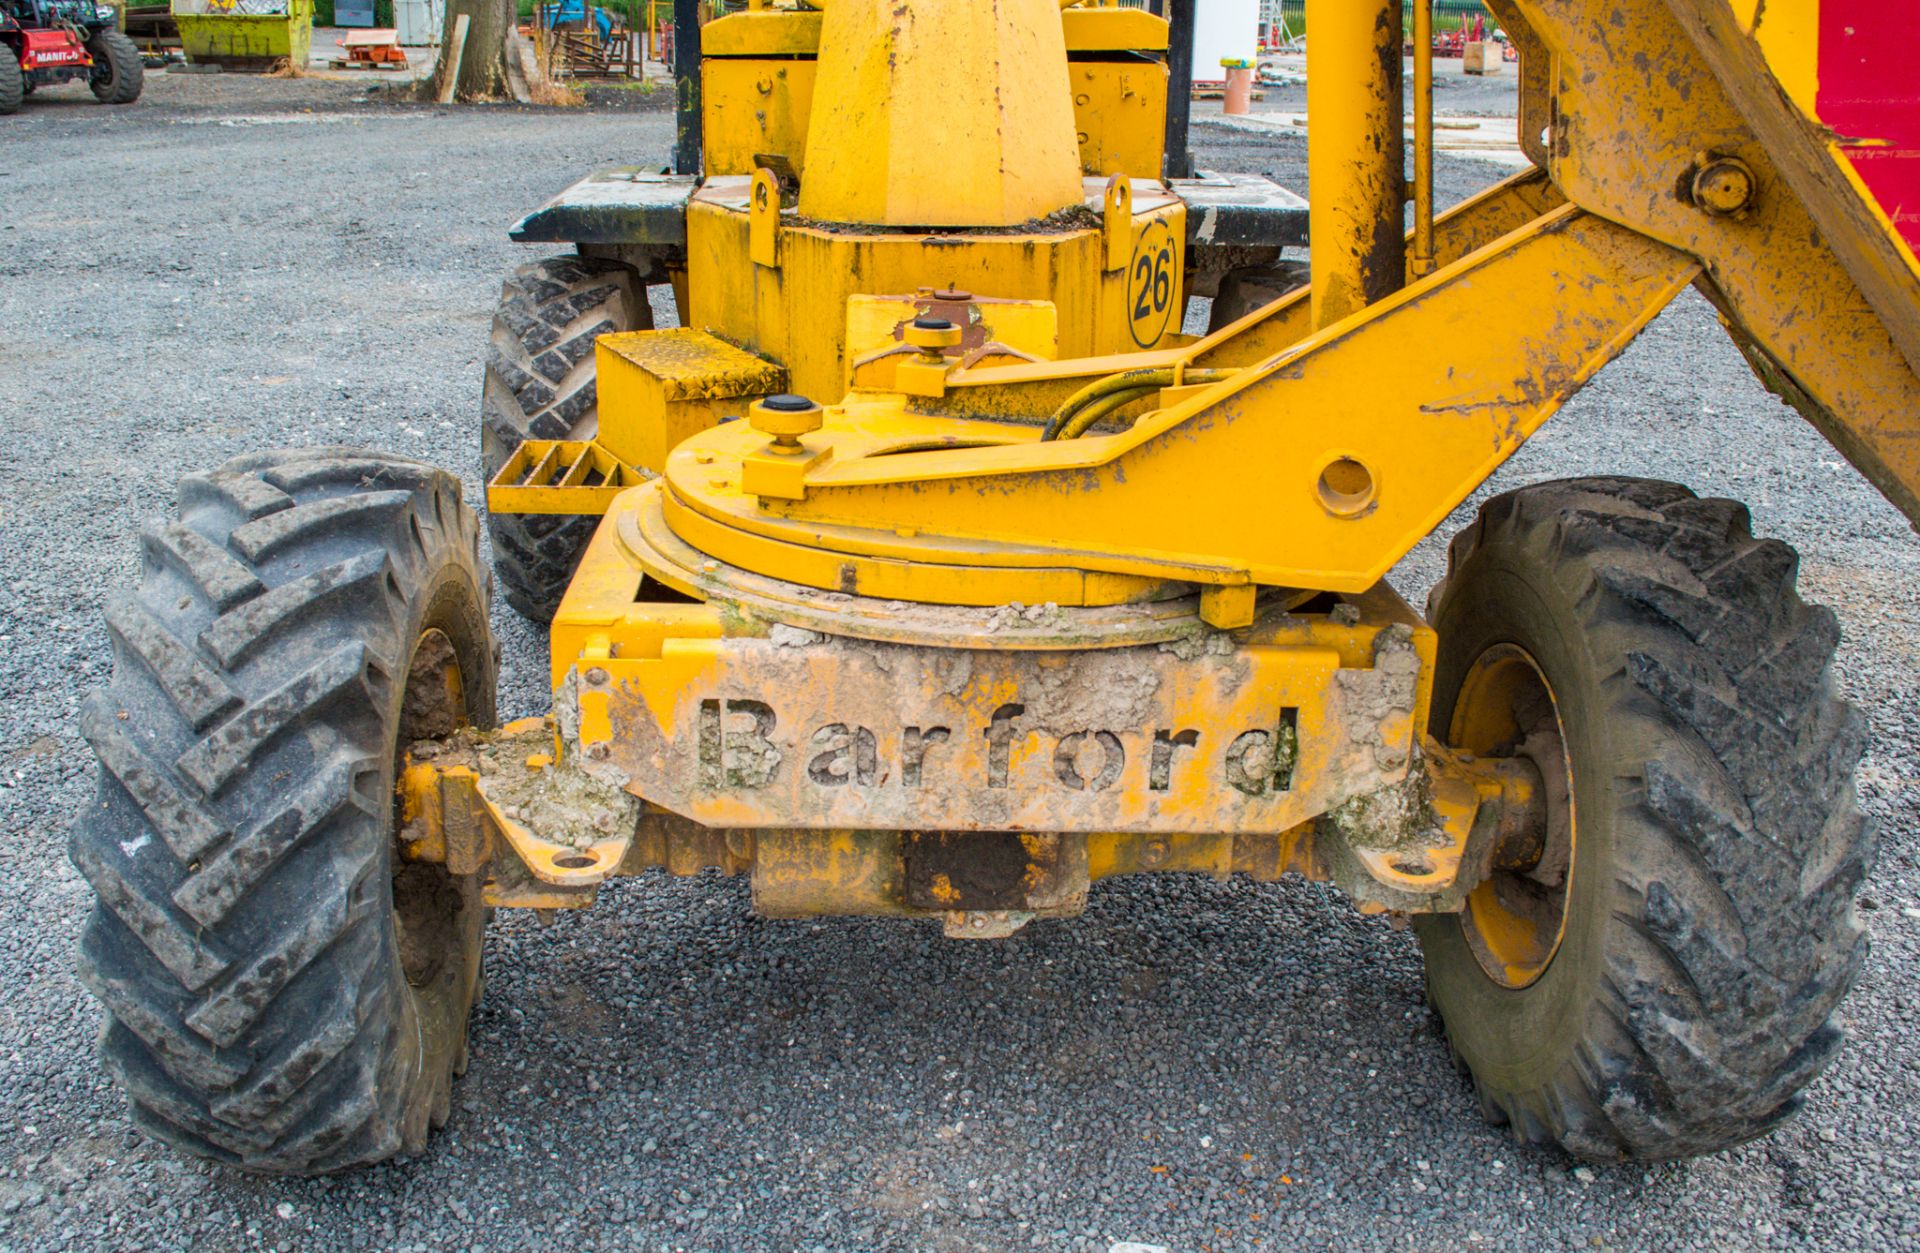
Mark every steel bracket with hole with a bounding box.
[1311,742,1545,915]
[400,718,640,908]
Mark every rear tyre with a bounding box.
[87,27,143,104]
[481,255,648,622]
[71,449,498,1173]
[0,44,23,115]
[1206,260,1309,333]
[1415,477,1872,1161]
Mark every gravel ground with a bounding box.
[1,73,1916,1253]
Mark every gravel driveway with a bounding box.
[0,71,1915,1253]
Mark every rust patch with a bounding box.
[903,830,1083,911]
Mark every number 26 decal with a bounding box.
[1127,219,1179,348]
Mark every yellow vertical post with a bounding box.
[1306,0,1405,329]
[1412,2,1436,278]
[798,0,1085,227]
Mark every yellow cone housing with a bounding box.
[797,0,1087,228]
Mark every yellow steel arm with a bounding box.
[1189,167,1566,372]
[643,0,1920,612]
[1488,0,1920,525]
[663,207,1700,597]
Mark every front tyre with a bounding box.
[87,27,143,104]
[72,449,497,1173]
[1416,477,1872,1161]
[0,43,23,115]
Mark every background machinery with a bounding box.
[1,0,142,113]
[70,0,1918,1173]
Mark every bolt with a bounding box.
[586,742,610,760]
[1142,837,1170,868]
[584,666,609,686]
[1691,154,1756,216]
[905,316,963,362]
[748,393,823,451]
[932,288,972,302]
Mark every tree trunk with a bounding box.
[429,0,513,101]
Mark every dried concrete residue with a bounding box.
[769,623,826,648]
[454,725,642,852]
[830,633,1171,735]
[553,670,583,753]
[1156,628,1238,662]
[1020,648,1166,735]
[1234,715,1299,783]
[1331,624,1421,773]
[984,601,1065,633]
[930,649,975,699]
[1322,760,1447,856]
[551,674,633,789]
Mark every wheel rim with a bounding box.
[1448,643,1576,989]
[393,626,470,990]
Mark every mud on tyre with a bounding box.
[1416,477,1873,1161]
[481,255,649,622]
[71,448,497,1173]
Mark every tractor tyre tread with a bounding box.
[1418,476,1871,1161]
[87,27,143,104]
[481,255,647,623]
[0,43,23,115]
[72,448,495,1174]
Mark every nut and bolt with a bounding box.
[584,666,609,686]
[1691,153,1756,216]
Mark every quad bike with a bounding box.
[0,0,142,114]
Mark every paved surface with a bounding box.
[1,73,1916,1253]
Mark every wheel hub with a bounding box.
[1448,643,1576,989]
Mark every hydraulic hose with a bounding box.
[1038,368,1232,441]
[1054,387,1159,440]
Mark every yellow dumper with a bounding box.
[72,0,1920,1173]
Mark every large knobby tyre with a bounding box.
[1415,477,1872,1161]
[0,43,23,116]
[71,449,498,1174]
[87,27,143,104]
[1206,260,1310,334]
[481,255,649,622]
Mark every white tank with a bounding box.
[1192,0,1260,80]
